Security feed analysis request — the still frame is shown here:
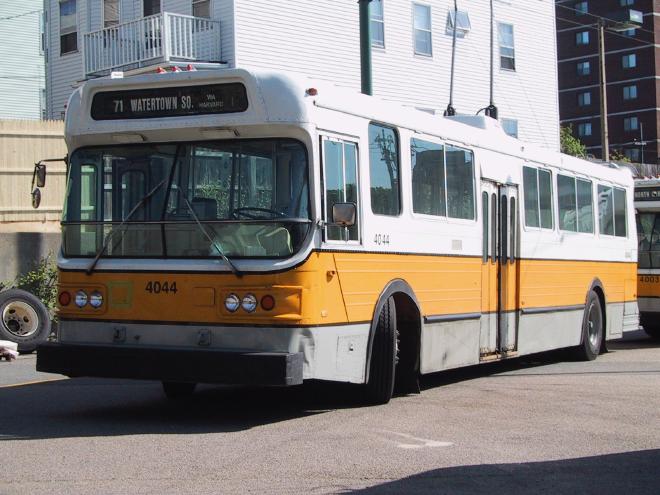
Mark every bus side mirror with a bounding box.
[33,162,47,188]
[31,188,42,209]
[332,202,356,227]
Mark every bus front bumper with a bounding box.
[36,342,304,386]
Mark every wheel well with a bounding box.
[391,291,422,380]
[591,285,607,349]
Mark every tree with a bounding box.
[560,126,587,158]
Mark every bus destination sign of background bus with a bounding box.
[634,187,660,201]
[91,83,248,120]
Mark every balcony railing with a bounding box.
[83,13,221,77]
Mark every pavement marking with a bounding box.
[381,430,454,449]
[0,378,67,389]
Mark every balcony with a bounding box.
[83,13,222,77]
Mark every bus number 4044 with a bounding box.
[374,234,390,246]
[145,281,178,294]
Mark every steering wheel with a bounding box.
[230,207,287,220]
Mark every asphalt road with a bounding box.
[0,331,658,495]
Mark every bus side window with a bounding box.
[491,193,497,263]
[323,138,360,242]
[368,123,400,216]
[510,196,516,262]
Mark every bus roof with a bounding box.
[65,67,632,188]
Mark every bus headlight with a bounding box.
[89,291,103,308]
[241,294,257,313]
[225,293,240,313]
[75,290,88,308]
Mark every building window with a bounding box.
[413,3,432,56]
[371,0,385,47]
[498,23,515,70]
[624,116,639,131]
[575,2,588,14]
[623,28,636,37]
[369,123,401,215]
[620,0,634,5]
[622,53,637,68]
[104,0,120,28]
[576,31,590,45]
[502,119,518,138]
[577,61,590,76]
[624,148,641,162]
[623,84,638,100]
[144,0,160,17]
[577,91,591,107]
[447,9,471,35]
[59,0,77,54]
[577,122,592,137]
[193,0,211,18]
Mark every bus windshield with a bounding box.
[637,212,660,268]
[62,139,311,259]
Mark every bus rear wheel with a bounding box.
[365,297,397,405]
[572,291,603,361]
[162,381,196,400]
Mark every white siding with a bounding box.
[0,2,46,120]
[233,0,560,150]
[214,0,234,66]
[46,0,85,119]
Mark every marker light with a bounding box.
[260,295,275,311]
[58,291,71,307]
[156,67,167,74]
[186,64,197,71]
[89,291,103,309]
[241,294,258,313]
[306,88,318,96]
[75,290,88,308]
[225,293,240,313]
[172,66,182,72]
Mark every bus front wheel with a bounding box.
[572,291,603,361]
[365,297,397,405]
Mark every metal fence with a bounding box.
[84,13,222,76]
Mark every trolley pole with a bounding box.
[359,0,373,95]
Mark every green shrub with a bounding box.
[5,255,58,313]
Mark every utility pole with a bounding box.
[358,0,373,96]
[598,19,609,162]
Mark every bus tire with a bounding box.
[572,291,603,361]
[643,326,660,340]
[365,297,397,405]
[162,381,196,400]
[0,289,51,354]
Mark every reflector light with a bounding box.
[306,88,318,96]
[186,64,197,71]
[260,295,275,311]
[172,66,182,72]
[156,67,167,74]
[58,291,71,307]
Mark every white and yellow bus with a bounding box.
[634,178,660,339]
[37,68,639,403]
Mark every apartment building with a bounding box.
[0,2,46,120]
[45,0,560,150]
[556,0,656,164]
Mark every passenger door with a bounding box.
[480,181,519,356]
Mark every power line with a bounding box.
[0,9,42,22]
[556,15,650,48]
[555,3,657,39]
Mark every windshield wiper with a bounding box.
[86,179,167,275]
[182,197,242,277]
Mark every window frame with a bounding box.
[624,116,639,132]
[522,165,554,231]
[193,0,211,19]
[557,173,594,235]
[597,184,628,238]
[575,1,588,15]
[103,0,120,28]
[368,122,402,217]
[577,61,591,76]
[498,22,516,71]
[622,53,637,69]
[577,122,592,137]
[59,0,78,55]
[371,0,385,48]
[413,3,433,57]
[575,30,590,46]
[623,84,638,100]
[143,0,162,17]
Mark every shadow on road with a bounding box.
[345,449,660,494]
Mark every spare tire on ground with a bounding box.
[0,289,52,354]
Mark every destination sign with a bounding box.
[91,83,248,120]
[635,187,660,201]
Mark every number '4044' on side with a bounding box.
[145,281,178,294]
